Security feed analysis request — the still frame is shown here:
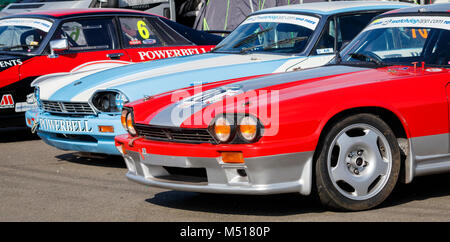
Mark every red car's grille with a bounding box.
[134,124,216,144]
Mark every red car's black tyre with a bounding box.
[315,113,401,211]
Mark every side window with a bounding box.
[313,18,336,55]
[336,12,378,50]
[274,23,313,52]
[152,18,193,46]
[54,18,117,52]
[119,17,192,48]
[119,17,165,48]
[428,29,450,65]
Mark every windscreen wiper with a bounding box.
[239,44,264,54]
[239,36,308,54]
[349,53,383,66]
[263,36,308,51]
[233,27,273,49]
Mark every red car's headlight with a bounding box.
[211,114,262,144]
[213,116,232,143]
[238,116,258,142]
[121,108,137,137]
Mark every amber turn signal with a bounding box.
[98,126,114,133]
[221,151,245,163]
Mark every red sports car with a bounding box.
[115,4,450,211]
[0,8,221,127]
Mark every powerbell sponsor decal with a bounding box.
[38,119,93,133]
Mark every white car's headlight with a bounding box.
[26,93,36,104]
[91,91,129,113]
[27,87,40,105]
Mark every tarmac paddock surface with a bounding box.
[0,129,449,222]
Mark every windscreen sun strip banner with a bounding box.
[241,14,320,30]
[0,18,53,32]
[364,16,450,31]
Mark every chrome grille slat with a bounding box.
[41,100,95,115]
[135,124,216,144]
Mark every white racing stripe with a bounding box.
[37,68,119,100]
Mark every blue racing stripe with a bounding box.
[107,57,300,101]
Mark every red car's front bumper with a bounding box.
[115,134,314,195]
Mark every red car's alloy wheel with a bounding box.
[315,114,401,211]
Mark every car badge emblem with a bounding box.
[0,94,14,108]
[179,85,244,108]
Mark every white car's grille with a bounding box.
[41,100,95,115]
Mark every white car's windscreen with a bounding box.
[212,13,320,54]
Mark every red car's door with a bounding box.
[117,16,213,62]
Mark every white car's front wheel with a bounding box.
[315,113,401,211]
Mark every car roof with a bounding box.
[382,2,450,15]
[254,1,414,16]
[1,8,161,19]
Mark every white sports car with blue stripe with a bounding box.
[26,1,413,155]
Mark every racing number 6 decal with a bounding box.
[137,20,150,39]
